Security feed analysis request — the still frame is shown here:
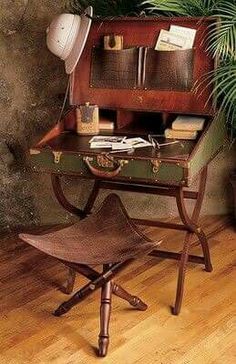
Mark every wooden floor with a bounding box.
[0,218,235,364]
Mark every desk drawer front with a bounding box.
[30,151,186,186]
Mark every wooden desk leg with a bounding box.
[83,180,101,215]
[172,167,213,315]
[51,174,86,218]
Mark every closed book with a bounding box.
[165,128,197,140]
[99,120,115,131]
[172,116,205,131]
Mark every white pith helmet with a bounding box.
[46,6,93,74]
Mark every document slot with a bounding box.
[90,47,141,90]
[143,48,194,92]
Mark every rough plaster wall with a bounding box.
[0,1,235,231]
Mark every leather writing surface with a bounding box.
[144,48,194,91]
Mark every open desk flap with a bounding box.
[70,17,216,115]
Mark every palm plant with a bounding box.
[65,0,147,17]
[141,0,236,138]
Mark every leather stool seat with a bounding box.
[19,194,160,357]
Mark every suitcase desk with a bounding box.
[30,17,226,314]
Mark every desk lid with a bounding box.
[70,17,216,116]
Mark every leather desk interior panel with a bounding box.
[42,132,195,162]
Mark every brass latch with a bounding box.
[97,155,114,168]
[151,159,161,174]
[52,151,62,164]
[97,154,129,169]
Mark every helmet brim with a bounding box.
[65,6,93,74]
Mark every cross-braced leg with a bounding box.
[173,167,212,315]
[53,261,131,317]
[98,265,112,357]
[63,262,148,310]
[112,283,147,311]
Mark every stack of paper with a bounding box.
[89,136,151,151]
[99,120,115,131]
[165,115,205,140]
[155,25,196,51]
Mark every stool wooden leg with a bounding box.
[112,283,148,311]
[63,262,147,311]
[98,273,112,357]
[63,268,76,295]
[54,261,131,317]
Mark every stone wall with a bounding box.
[0,1,234,232]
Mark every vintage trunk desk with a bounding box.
[30,17,226,315]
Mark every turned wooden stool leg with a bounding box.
[112,283,148,311]
[63,268,76,295]
[98,268,112,357]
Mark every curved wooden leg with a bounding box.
[173,167,212,314]
[195,228,213,273]
[171,234,191,315]
[98,268,112,357]
[83,180,100,215]
[51,174,87,218]
[177,167,213,271]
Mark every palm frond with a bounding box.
[197,61,236,133]
[65,0,146,17]
[141,0,218,17]
[207,2,236,60]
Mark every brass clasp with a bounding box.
[52,151,62,164]
[97,155,114,168]
[151,159,161,174]
[97,154,129,169]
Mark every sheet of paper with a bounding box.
[170,25,197,49]
[90,142,113,149]
[111,143,133,150]
[124,137,152,149]
[89,136,126,144]
[155,29,188,51]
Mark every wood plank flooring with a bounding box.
[0,217,235,364]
